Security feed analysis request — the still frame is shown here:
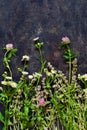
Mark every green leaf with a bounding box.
[0,93,7,98]
[63,55,69,59]
[7,49,17,59]
[0,112,5,124]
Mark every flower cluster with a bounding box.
[0,38,87,130]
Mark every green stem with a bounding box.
[7,64,12,78]
[4,51,12,78]
[4,102,9,130]
[36,48,45,85]
[39,48,43,63]
[23,60,27,71]
[66,47,72,84]
[68,57,71,84]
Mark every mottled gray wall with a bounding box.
[0,0,87,81]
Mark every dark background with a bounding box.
[0,0,87,80]
[0,0,87,129]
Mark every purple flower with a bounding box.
[38,98,46,106]
[62,36,70,44]
[6,43,13,50]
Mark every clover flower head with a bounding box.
[62,36,70,44]
[38,98,46,106]
[6,43,13,50]
[1,81,17,88]
[21,55,30,61]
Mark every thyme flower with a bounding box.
[38,98,46,106]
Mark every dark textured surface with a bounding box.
[0,0,87,79]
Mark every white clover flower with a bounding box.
[1,81,7,85]
[21,55,30,61]
[51,69,57,74]
[22,71,29,76]
[28,75,33,80]
[6,76,12,80]
[8,81,17,88]
[33,72,42,78]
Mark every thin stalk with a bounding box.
[39,48,44,73]
[4,102,9,130]
[68,56,71,84]
[4,51,12,78]
[66,47,72,84]
[36,48,46,85]
[23,60,27,71]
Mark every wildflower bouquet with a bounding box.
[0,37,87,130]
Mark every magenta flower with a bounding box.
[6,43,13,50]
[38,98,46,106]
[62,36,70,44]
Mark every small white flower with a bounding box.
[28,75,33,80]
[1,80,17,88]
[6,76,12,80]
[78,74,80,77]
[51,69,57,74]
[33,72,42,78]
[1,81,7,85]
[9,81,17,88]
[33,37,39,42]
[22,71,29,76]
[21,55,30,61]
